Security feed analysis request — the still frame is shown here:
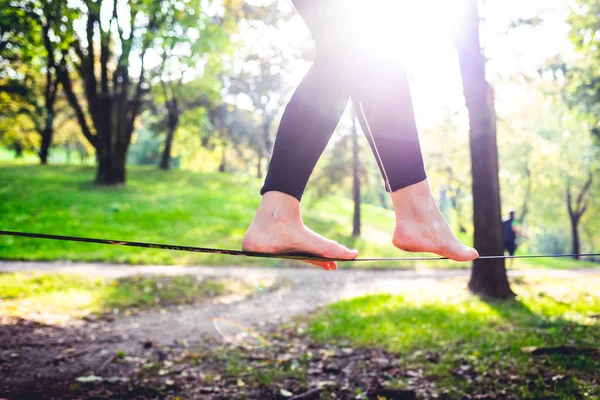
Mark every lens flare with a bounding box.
[211,317,269,349]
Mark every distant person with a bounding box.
[242,0,479,270]
[503,210,527,267]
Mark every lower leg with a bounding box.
[355,62,477,262]
[245,20,357,267]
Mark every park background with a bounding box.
[1,0,599,398]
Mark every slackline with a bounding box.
[1,230,599,262]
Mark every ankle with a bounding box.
[390,180,434,220]
[256,191,303,224]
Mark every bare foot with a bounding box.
[242,191,358,270]
[391,180,479,262]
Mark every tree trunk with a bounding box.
[159,99,180,171]
[454,0,514,299]
[219,145,227,173]
[39,127,52,165]
[39,20,58,165]
[566,173,592,260]
[13,141,23,158]
[519,164,532,225]
[39,112,55,165]
[352,112,361,237]
[256,156,263,179]
[159,125,176,170]
[65,141,71,164]
[96,146,126,185]
[570,216,580,260]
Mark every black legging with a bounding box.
[261,0,427,201]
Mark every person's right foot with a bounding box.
[242,192,358,270]
[391,180,479,262]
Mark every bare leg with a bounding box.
[354,52,477,262]
[244,0,358,269]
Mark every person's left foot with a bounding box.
[391,180,479,262]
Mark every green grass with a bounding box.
[0,272,247,320]
[0,162,598,269]
[309,275,600,398]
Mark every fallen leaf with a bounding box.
[237,378,245,387]
[280,388,293,397]
[106,377,130,383]
[521,346,538,354]
[75,375,103,383]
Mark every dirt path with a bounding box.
[2,261,599,345]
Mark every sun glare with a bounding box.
[281,0,468,126]
[351,0,460,61]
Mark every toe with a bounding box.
[330,246,358,261]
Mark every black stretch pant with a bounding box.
[261,0,427,201]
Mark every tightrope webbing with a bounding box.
[355,100,392,193]
[1,230,599,262]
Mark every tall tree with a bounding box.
[566,173,592,259]
[56,0,160,184]
[152,3,232,171]
[566,0,600,146]
[0,1,72,164]
[453,0,513,299]
[224,1,299,178]
[57,0,230,184]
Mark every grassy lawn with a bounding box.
[0,272,252,321]
[307,274,600,398]
[1,163,598,269]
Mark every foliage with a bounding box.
[0,0,76,162]
[127,127,178,167]
[565,0,600,144]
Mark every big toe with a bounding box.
[449,246,479,262]
[330,245,358,260]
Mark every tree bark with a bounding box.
[39,126,53,164]
[38,19,58,165]
[570,216,580,260]
[566,173,592,260]
[454,0,514,299]
[352,111,361,237]
[519,164,532,225]
[159,99,180,170]
[159,125,176,170]
[219,145,227,173]
[256,156,263,179]
[96,143,127,185]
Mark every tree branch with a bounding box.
[566,185,574,217]
[576,172,593,212]
[113,0,124,43]
[71,38,86,76]
[580,203,588,218]
[57,58,97,148]
[84,1,98,101]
